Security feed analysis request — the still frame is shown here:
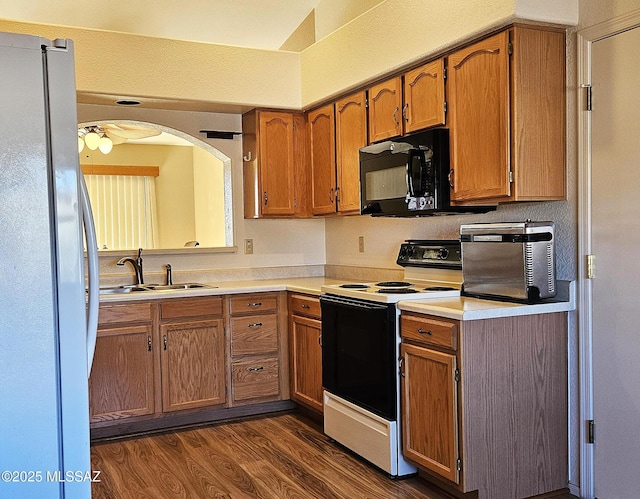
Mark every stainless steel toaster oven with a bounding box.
[460,221,556,303]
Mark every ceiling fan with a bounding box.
[78,123,162,154]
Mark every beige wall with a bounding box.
[0,18,301,110]
[193,146,226,247]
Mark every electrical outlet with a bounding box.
[244,239,254,254]
[358,236,365,253]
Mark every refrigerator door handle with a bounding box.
[80,175,99,374]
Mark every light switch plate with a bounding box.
[244,239,254,254]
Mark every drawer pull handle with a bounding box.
[418,328,433,335]
[148,336,152,352]
[247,302,262,307]
[318,335,322,347]
[301,304,311,309]
[248,322,263,328]
[247,366,264,372]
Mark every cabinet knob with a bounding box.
[417,328,433,335]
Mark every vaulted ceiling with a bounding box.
[0,0,322,50]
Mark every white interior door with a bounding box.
[591,24,640,499]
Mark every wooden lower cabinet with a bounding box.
[228,292,288,406]
[400,311,568,499]
[401,343,459,483]
[89,301,156,423]
[89,324,155,421]
[288,293,323,413]
[160,319,225,412]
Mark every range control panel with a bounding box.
[396,240,462,269]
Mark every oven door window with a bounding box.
[321,296,397,420]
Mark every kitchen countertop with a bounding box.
[98,277,345,302]
[99,276,576,321]
[398,281,576,321]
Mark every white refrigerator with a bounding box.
[0,32,99,498]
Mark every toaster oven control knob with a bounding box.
[437,248,449,260]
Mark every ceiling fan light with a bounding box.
[98,136,113,154]
[78,136,85,153]
[84,131,100,150]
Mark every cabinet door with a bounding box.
[308,104,337,215]
[259,111,296,216]
[401,343,459,484]
[448,31,511,203]
[160,319,225,412]
[404,59,446,133]
[335,91,367,214]
[368,76,403,142]
[89,325,155,422]
[289,314,323,413]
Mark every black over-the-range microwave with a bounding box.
[359,128,494,217]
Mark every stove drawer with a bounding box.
[401,313,458,351]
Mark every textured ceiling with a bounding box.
[0,0,321,50]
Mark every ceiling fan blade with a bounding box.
[103,131,128,145]
[109,123,162,139]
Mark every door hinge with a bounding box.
[454,368,460,383]
[587,420,595,444]
[365,97,369,109]
[583,84,593,111]
[586,254,595,279]
[443,67,447,80]
[444,101,448,114]
[456,458,462,471]
[508,171,514,183]
[223,326,227,337]
[508,42,513,55]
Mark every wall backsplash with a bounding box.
[325,199,576,281]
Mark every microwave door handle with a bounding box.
[406,150,415,197]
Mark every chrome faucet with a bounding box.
[117,248,144,285]
[165,264,173,285]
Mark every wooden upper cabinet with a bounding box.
[404,59,446,133]
[335,91,367,214]
[308,104,337,215]
[242,110,307,218]
[448,26,566,204]
[368,76,403,142]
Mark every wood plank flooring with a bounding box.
[90,412,577,499]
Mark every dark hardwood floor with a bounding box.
[90,412,577,499]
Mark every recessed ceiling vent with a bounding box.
[115,99,141,106]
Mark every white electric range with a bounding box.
[319,240,462,477]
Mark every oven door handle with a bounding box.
[320,294,390,311]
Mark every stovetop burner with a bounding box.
[339,283,370,289]
[377,288,419,294]
[423,286,457,291]
[375,281,412,288]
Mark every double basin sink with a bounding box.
[99,283,216,295]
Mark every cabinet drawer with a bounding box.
[289,293,321,319]
[230,314,278,356]
[401,313,458,350]
[232,357,280,401]
[229,293,278,315]
[160,296,223,320]
[98,302,154,326]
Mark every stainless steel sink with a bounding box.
[144,283,217,291]
[98,283,216,294]
[99,285,150,294]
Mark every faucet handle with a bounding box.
[137,247,143,259]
